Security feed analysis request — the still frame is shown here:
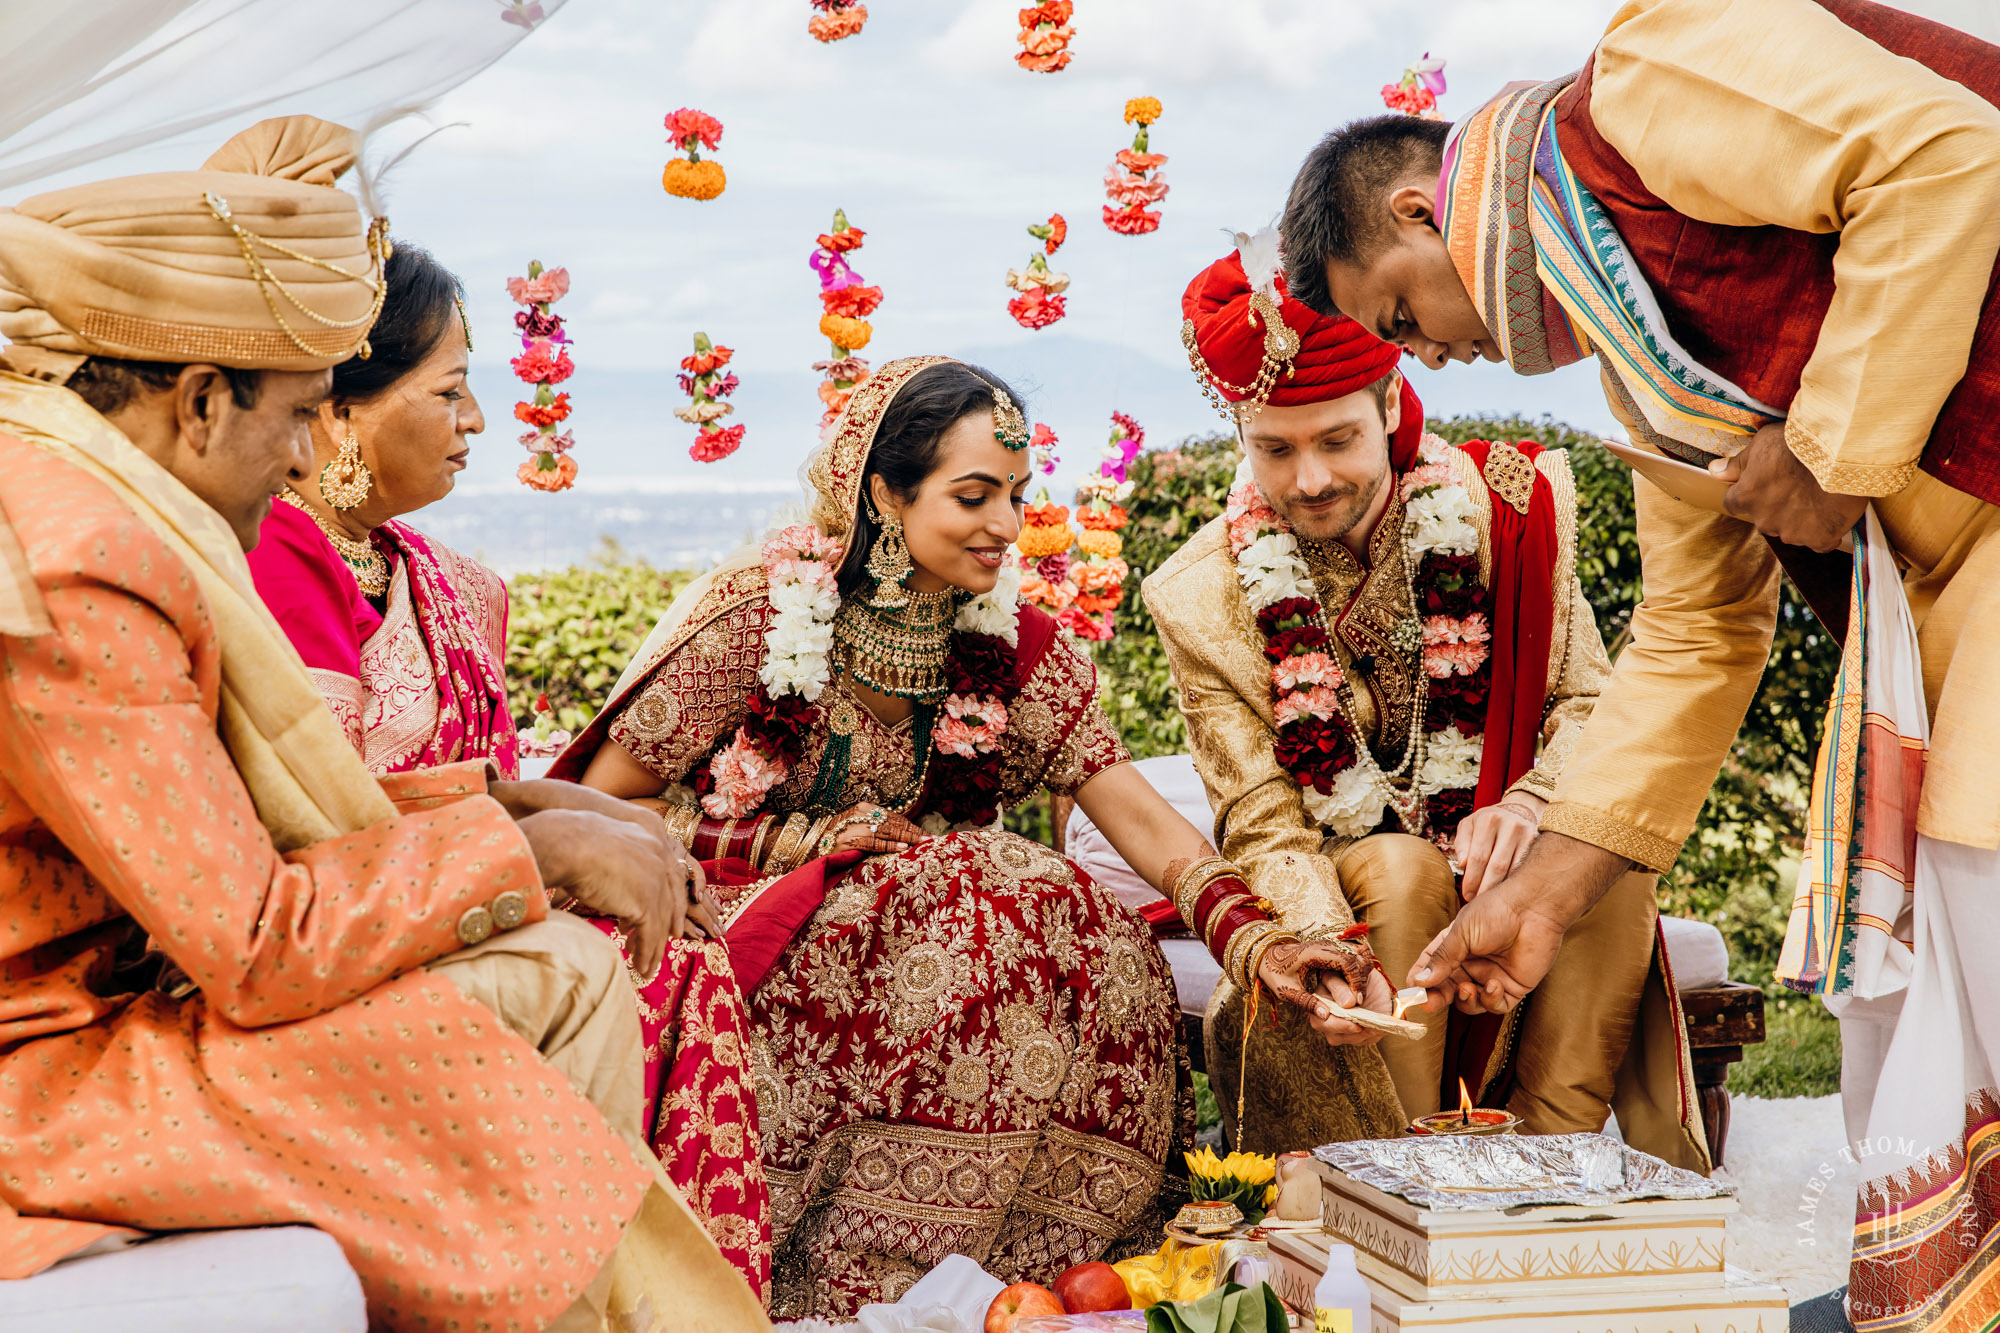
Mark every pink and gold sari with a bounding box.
[247,499,772,1302]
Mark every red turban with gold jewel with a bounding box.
[1181,244,1424,467]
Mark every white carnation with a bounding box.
[765,614,834,661]
[1302,767,1390,839]
[956,561,1021,644]
[1236,533,1311,610]
[768,577,839,621]
[919,812,952,835]
[1406,484,1478,556]
[1233,455,1256,488]
[760,649,830,700]
[1416,725,1483,795]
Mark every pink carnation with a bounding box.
[663,108,724,151]
[1423,612,1491,646]
[1116,150,1168,173]
[1274,684,1342,728]
[763,524,842,567]
[518,428,575,456]
[511,339,575,384]
[1272,651,1342,694]
[935,693,1009,757]
[1424,640,1490,678]
[1103,169,1171,207]
[700,733,786,818]
[506,267,571,307]
[1399,462,1453,500]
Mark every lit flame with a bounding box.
[1392,986,1425,1022]
[1457,1077,1474,1123]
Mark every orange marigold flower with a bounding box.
[808,4,867,41]
[663,159,726,200]
[1124,96,1162,125]
[518,453,578,493]
[1016,523,1075,560]
[1075,528,1124,559]
[821,284,884,319]
[1077,504,1127,531]
[819,314,873,350]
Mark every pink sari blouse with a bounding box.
[248,501,519,779]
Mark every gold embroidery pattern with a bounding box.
[610,596,774,782]
[996,632,1131,805]
[1298,500,1420,760]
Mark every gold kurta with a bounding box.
[1546,0,2000,861]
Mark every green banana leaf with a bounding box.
[1143,1281,1289,1333]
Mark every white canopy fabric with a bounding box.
[0,0,569,192]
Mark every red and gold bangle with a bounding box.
[661,801,702,850]
[1193,877,1259,937]
[1169,855,1234,925]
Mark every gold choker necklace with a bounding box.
[280,490,390,596]
[832,589,958,701]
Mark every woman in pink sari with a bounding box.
[245,242,772,1300]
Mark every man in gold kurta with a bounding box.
[1142,243,1703,1167]
[0,118,766,1331]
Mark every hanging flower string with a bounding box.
[662,108,727,200]
[1006,214,1069,330]
[509,261,577,493]
[1029,422,1060,475]
[811,209,880,437]
[678,333,743,463]
[1016,0,1074,73]
[808,0,867,41]
[1013,412,1140,640]
[1104,97,1168,235]
[1228,437,1490,845]
[1381,54,1446,117]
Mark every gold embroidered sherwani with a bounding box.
[1143,443,1707,1169]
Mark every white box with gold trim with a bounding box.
[1267,1229,1788,1333]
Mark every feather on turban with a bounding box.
[1182,242,1424,468]
[0,116,384,382]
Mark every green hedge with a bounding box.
[506,540,692,733]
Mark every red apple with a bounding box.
[1054,1261,1131,1313]
[985,1281,1065,1332]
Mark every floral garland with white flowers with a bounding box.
[694,524,1022,825]
[1226,438,1493,845]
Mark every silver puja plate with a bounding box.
[1313,1132,1733,1211]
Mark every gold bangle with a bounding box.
[661,801,701,848]
[748,816,776,870]
[766,813,807,874]
[1226,920,1283,994]
[1242,928,1295,996]
[1169,855,1233,924]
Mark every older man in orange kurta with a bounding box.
[0,119,765,1332]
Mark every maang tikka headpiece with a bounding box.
[992,386,1030,450]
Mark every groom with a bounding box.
[1141,237,1704,1167]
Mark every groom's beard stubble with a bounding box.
[1277,466,1388,547]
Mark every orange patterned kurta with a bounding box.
[0,438,653,1329]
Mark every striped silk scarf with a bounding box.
[1437,75,1780,465]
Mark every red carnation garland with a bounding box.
[1103,97,1168,235]
[1006,214,1069,330]
[508,260,577,492]
[808,0,867,41]
[678,332,743,463]
[1016,0,1074,72]
[811,208,879,437]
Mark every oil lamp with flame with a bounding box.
[1408,1078,1521,1137]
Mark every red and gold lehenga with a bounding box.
[556,358,1185,1318]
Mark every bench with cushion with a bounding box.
[1055,754,1765,1166]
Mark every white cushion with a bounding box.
[1066,754,1209,916]
[0,1227,365,1333]
[1659,915,1731,991]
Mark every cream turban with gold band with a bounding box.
[0,115,386,382]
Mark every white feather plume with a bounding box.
[1230,223,1284,299]
[348,109,466,221]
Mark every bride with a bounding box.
[556,357,1361,1317]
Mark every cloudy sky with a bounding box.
[9,0,1997,558]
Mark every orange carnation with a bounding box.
[1077,504,1127,531]
[518,453,578,493]
[663,159,727,200]
[1072,586,1123,614]
[818,314,873,350]
[821,284,883,319]
[808,4,867,41]
[1024,501,1070,527]
[816,227,867,253]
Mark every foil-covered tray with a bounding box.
[1313,1132,1733,1212]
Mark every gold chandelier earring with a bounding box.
[863,501,913,609]
[320,428,374,511]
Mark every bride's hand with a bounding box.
[1256,938,1390,1048]
[825,802,930,856]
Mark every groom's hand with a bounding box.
[1711,421,1865,553]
